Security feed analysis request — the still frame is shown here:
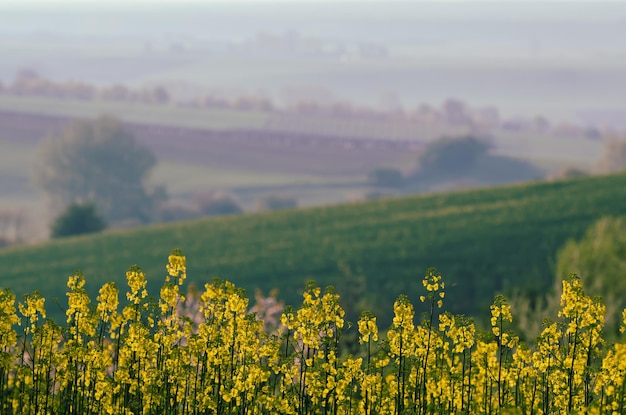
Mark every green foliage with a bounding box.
[194,192,243,216]
[556,216,626,332]
[417,135,489,178]
[256,194,298,211]
[1,173,626,327]
[412,135,543,188]
[549,166,588,180]
[32,115,163,224]
[596,139,626,174]
[155,193,243,223]
[51,203,106,238]
[367,167,405,187]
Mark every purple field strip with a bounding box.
[265,113,441,142]
[1,111,423,177]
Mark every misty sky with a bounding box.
[1,0,624,126]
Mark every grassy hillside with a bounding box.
[1,173,626,326]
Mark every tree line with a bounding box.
[4,68,624,143]
[29,115,303,240]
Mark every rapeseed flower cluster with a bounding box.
[2,252,626,414]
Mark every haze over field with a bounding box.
[1,0,625,244]
[1,1,625,122]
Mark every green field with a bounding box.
[1,173,625,327]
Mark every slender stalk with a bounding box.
[422,295,435,414]
[568,322,579,413]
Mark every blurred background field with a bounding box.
[1,0,626,329]
[2,172,625,327]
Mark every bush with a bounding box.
[363,190,394,201]
[596,139,626,174]
[51,203,106,238]
[367,167,405,187]
[33,116,163,225]
[417,135,489,177]
[410,135,543,188]
[193,192,243,216]
[154,193,243,224]
[256,194,297,211]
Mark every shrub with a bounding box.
[367,167,405,187]
[50,203,106,238]
[193,191,243,216]
[33,116,163,225]
[256,194,297,211]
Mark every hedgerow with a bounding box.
[0,250,624,414]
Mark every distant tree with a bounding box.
[363,190,393,201]
[155,193,242,224]
[16,68,40,82]
[51,203,106,238]
[417,136,489,178]
[193,192,243,216]
[99,84,131,102]
[555,216,626,335]
[154,201,199,223]
[548,166,588,181]
[509,216,626,340]
[0,208,26,247]
[33,115,164,225]
[140,86,170,105]
[596,139,626,174]
[66,81,96,100]
[256,195,297,211]
[442,98,471,126]
[410,135,542,191]
[367,167,405,187]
